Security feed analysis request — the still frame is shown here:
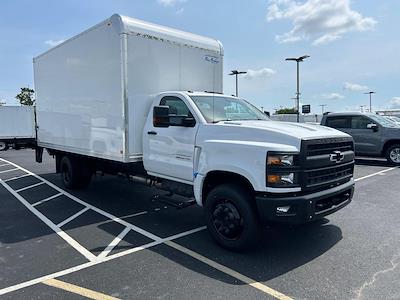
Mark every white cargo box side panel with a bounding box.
[34,21,125,162]
[125,31,223,158]
[0,106,35,139]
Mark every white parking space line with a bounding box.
[0,163,10,167]
[0,158,294,299]
[0,179,97,262]
[355,167,398,182]
[57,207,90,228]
[165,240,293,300]
[4,174,31,182]
[97,227,131,259]
[0,168,19,174]
[0,227,203,296]
[15,181,45,193]
[121,211,148,219]
[32,193,64,207]
[0,158,162,243]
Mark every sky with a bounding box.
[1,0,399,114]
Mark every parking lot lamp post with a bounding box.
[319,104,327,114]
[285,55,310,122]
[364,91,376,112]
[229,70,247,97]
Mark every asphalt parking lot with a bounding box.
[1,149,399,300]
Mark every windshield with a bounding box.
[385,116,400,123]
[369,114,400,128]
[190,95,269,123]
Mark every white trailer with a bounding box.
[34,14,223,162]
[34,14,355,251]
[0,106,36,151]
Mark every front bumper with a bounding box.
[255,180,354,224]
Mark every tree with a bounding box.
[0,100,6,106]
[275,107,298,114]
[15,87,35,106]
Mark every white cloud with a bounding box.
[45,39,65,47]
[321,93,344,100]
[343,82,369,92]
[389,97,400,108]
[175,7,184,15]
[243,68,276,79]
[266,0,377,45]
[157,0,186,7]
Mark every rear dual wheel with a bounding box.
[204,184,260,251]
[60,156,92,189]
[0,141,8,151]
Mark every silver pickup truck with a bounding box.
[321,112,400,165]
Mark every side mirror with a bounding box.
[367,123,378,131]
[153,106,169,127]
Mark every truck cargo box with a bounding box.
[0,106,35,139]
[34,14,223,163]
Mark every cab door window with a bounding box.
[160,96,192,117]
[351,116,371,129]
[325,116,351,129]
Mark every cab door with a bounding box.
[143,95,198,183]
[349,116,381,155]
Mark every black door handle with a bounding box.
[147,131,157,135]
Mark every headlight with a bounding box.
[267,173,295,185]
[266,152,299,187]
[267,154,294,166]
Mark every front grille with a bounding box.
[306,141,353,156]
[305,162,354,187]
[301,137,355,192]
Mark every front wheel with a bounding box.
[204,184,260,251]
[0,141,8,151]
[386,144,400,166]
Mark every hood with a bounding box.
[196,120,351,153]
[219,120,350,140]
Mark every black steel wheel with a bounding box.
[204,184,260,251]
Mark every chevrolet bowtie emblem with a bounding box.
[330,150,344,163]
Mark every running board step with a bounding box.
[153,194,196,209]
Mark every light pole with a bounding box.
[319,104,327,114]
[364,91,376,112]
[285,55,310,122]
[229,70,247,97]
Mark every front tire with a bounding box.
[0,141,8,151]
[204,184,260,251]
[386,144,400,166]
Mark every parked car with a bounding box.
[321,112,400,165]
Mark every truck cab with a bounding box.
[144,92,355,249]
[321,112,400,165]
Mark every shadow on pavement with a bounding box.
[1,170,342,288]
[355,157,392,167]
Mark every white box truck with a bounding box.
[34,14,355,250]
[0,106,36,151]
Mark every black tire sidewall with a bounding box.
[60,156,75,189]
[0,142,8,151]
[386,144,400,165]
[204,184,259,251]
